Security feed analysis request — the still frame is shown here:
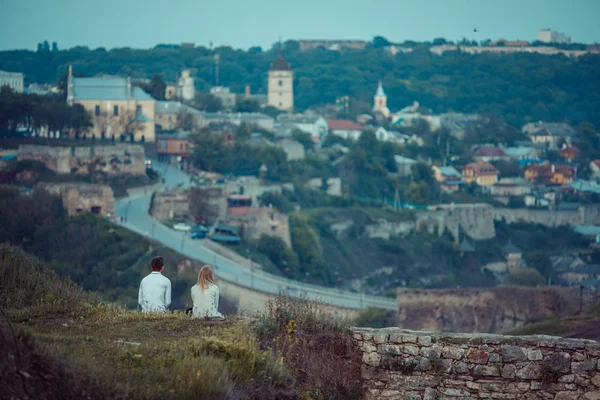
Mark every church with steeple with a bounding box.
[268,53,294,111]
[372,81,390,117]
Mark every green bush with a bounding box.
[505,268,546,287]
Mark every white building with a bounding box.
[268,55,294,111]
[198,112,274,131]
[210,86,236,109]
[177,70,195,102]
[0,70,24,93]
[391,101,441,131]
[327,119,364,141]
[372,81,390,117]
[275,114,328,142]
[538,29,571,44]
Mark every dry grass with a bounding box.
[1,244,362,400]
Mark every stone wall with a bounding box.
[18,144,146,176]
[149,190,189,220]
[353,327,600,400]
[493,205,600,228]
[396,287,595,334]
[37,182,115,217]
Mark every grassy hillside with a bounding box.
[0,244,361,400]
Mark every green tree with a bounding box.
[524,251,554,278]
[149,74,166,100]
[291,129,314,152]
[257,234,300,277]
[404,181,430,204]
[235,98,260,113]
[505,268,545,287]
[195,93,222,112]
[410,162,434,183]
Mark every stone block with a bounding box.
[467,348,490,364]
[479,381,505,392]
[584,391,600,400]
[474,365,500,377]
[557,339,585,349]
[442,346,465,360]
[542,352,571,374]
[501,364,516,379]
[501,345,527,362]
[374,333,389,344]
[527,349,543,361]
[353,333,363,340]
[454,362,469,374]
[363,352,381,366]
[592,374,600,387]
[441,388,469,397]
[488,353,501,363]
[572,359,596,373]
[362,342,378,353]
[553,393,579,400]
[404,345,420,356]
[557,374,574,383]
[573,374,589,386]
[403,334,419,343]
[418,356,432,371]
[516,363,542,380]
[419,336,433,346]
[378,344,401,355]
[466,381,480,390]
[530,381,542,390]
[424,387,436,400]
[571,352,585,361]
[491,394,515,399]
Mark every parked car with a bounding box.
[173,223,191,231]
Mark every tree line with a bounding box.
[1,38,599,127]
[0,87,92,137]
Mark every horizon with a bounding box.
[1,0,600,51]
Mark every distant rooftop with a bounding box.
[270,54,291,71]
[71,76,153,101]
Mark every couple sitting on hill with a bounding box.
[138,256,224,320]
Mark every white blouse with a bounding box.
[191,284,223,318]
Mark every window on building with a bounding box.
[95,105,100,116]
[136,105,142,113]
[113,105,119,116]
[278,80,283,87]
[180,143,183,150]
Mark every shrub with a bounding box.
[504,268,546,287]
[253,294,363,400]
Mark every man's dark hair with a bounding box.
[151,256,164,271]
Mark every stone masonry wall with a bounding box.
[353,327,600,400]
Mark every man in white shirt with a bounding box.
[138,256,172,313]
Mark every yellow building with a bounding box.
[67,67,155,142]
[462,160,499,186]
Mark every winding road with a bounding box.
[115,161,397,311]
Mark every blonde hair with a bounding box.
[197,265,215,293]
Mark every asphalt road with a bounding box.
[115,161,397,311]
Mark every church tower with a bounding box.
[268,54,294,111]
[373,81,390,117]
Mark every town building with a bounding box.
[462,160,499,186]
[156,131,192,169]
[298,40,367,51]
[538,29,571,44]
[210,86,236,109]
[395,155,418,177]
[525,163,575,185]
[559,144,581,161]
[391,101,441,131]
[268,54,293,111]
[472,145,509,162]
[0,70,24,93]
[67,68,155,142]
[177,70,195,101]
[278,139,305,161]
[164,70,195,102]
[197,112,275,131]
[18,144,146,176]
[225,206,292,248]
[504,146,539,161]
[154,101,201,131]
[503,241,523,273]
[490,177,532,197]
[522,122,576,149]
[372,81,390,117]
[432,166,463,192]
[327,119,364,140]
[275,114,328,142]
[37,182,115,217]
[439,113,480,140]
[243,85,268,107]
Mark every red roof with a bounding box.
[592,160,600,170]
[472,146,507,157]
[559,145,581,159]
[463,160,499,176]
[327,119,363,131]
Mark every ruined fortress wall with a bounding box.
[396,287,595,334]
[353,327,600,400]
[18,144,146,176]
[493,208,584,227]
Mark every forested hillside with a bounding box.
[1,39,600,126]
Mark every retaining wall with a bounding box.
[353,327,600,399]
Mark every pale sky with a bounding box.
[0,0,599,51]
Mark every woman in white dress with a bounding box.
[191,265,224,320]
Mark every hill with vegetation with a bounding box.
[1,39,599,126]
[0,244,361,399]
